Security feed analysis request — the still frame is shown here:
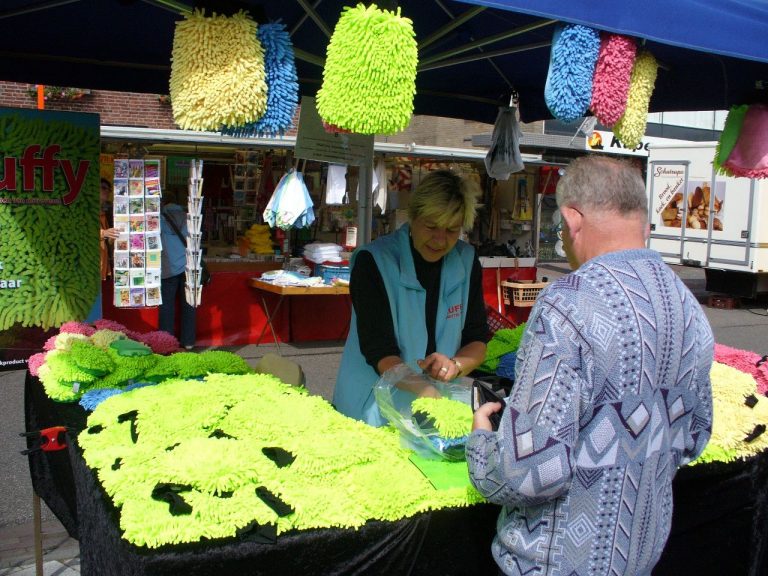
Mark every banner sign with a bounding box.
[0,108,100,371]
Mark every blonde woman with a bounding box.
[333,170,488,426]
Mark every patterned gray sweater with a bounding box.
[467,249,713,576]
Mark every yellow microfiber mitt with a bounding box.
[692,362,768,465]
[613,50,658,149]
[170,9,267,131]
[316,3,418,135]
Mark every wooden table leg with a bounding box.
[257,294,285,355]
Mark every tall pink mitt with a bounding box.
[590,34,637,127]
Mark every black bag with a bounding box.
[163,209,212,286]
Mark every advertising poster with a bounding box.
[0,108,100,371]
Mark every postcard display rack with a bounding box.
[112,159,163,308]
[185,159,205,307]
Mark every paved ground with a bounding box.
[2,263,767,574]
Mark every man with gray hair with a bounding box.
[467,155,714,575]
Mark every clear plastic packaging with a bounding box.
[373,364,473,461]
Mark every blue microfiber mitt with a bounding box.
[544,24,601,123]
[223,22,299,137]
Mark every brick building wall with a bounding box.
[0,80,542,147]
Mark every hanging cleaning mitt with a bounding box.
[714,105,749,175]
[316,3,418,135]
[544,24,601,123]
[722,104,768,179]
[613,50,658,149]
[223,22,299,137]
[590,33,637,126]
[170,9,267,131]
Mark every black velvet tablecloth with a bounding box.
[24,371,768,576]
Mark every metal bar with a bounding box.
[258,294,284,355]
[418,40,551,72]
[418,6,486,50]
[33,494,43,576]
[0,0,81,20]
[290,0,324,36]
[295,0,332,38]
[293,47,325,68]
[139,0,192,15]
[0,50,169,71]
[419,19,556,66]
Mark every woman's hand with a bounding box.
[101,227,120,240]
[418,353,460,382]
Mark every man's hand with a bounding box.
[472,401,502,432]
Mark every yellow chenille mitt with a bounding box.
[170,10,268,131]
[316,3,418,135]
[613,51,658,149]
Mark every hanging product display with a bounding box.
[222,22,299,138]
[613,51,659,148]
[589,33,637,126]
[714,104,749,175]
[263,170,315,230]
[185,159,205,307]
[169,10,267,131]
[316,3,418,135]
[112,159,163,309]
[544,23,601,123]
[484,106,525,180]
[719,104,768,178]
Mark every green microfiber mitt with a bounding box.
[69,340,115,377]
[411,397,473,439]
[316,3,418,135]
[480,324,527,372]
[110,338,152,357]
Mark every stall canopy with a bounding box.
[1,0,767,124]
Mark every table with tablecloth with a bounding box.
[24,371,768,575]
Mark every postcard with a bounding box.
[145,233,161,251]
[130,269,145,287]
[113,179,129,197]
[145,250,161,269]
[130,251,145,268]
[130,287,145,307]
[144,159,160,180]
[113,197,129,216]
[129,179,144,197]
[113,251,130,269]
[145,286,162,307]
[145,197,161,214]
[145,214,160,233]
[145,269,161,286]
[114,159,129,179]
[145,178,161,197]
[129,233,145,250]
[114,215,130,235]
[129,214,146,233]
[129,159,144,179]
[115,236,129,252]
[129,198,144,214]
[114,269,129,287]
[115,287,131,307]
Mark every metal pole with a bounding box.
[357,161,373,245]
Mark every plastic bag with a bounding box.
[484,106,524,180]
[373,364,473,461]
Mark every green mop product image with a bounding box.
[0,109,100,330]
[316,3,418,135]
[78,374,485,548]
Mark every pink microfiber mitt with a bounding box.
[714,343,768,396]
[722,104,768,179]
[590,34,637,126]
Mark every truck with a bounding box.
[646,142,768,298]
